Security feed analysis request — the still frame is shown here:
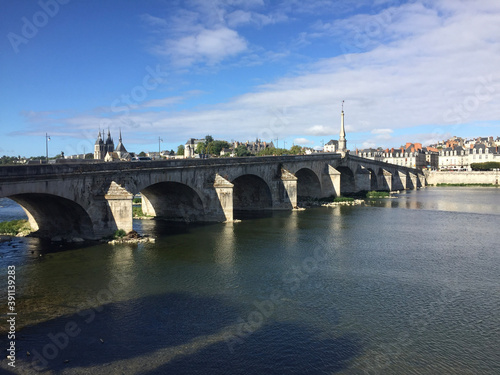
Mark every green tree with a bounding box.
[196,142,206,154]
[235,145,252,157]
[289,145,303,155]
[138,151,146,157]
[177,145,185,155]
[208,140,230,156]
[205,135,214,145]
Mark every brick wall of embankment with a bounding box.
[425,171,500,185]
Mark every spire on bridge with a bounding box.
[339,100,347,155]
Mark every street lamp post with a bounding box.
[45,133,51,164]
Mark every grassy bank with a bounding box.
[0,219,31,236]
[366,191,390,198]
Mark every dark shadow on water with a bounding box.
[143,321,362,375]
[12,293,239,372]
[10,292,362,374]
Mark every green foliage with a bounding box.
[470,162,500,171]
[138,151,146,157]
[132,206,143,217]
[206,140,230,155]
[177,145,185,155]
[334,196,355,202]
[133,197,142,204]
[289,145,303,155]
[0,156,22,165]
[204,135,214,145]
[0,220,31,235]
[114,229,127,238]
[235,145,252,157]
[256,147,288,156]
[196,142,206,154]
[366,191,390,198]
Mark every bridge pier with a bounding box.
[322,165,341,197]
[213,174,234,222]
[418,173,426,188]
[280,169,298,208]
[378,169,393,191]
[355,167,371,192]
[398,171,408,190]
[101,181,134,236]
[409,172,418,190]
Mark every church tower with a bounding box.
[339,101,347,155]
[94,131,105,159]
[104,128,114,156]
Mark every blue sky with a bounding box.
[1,0,500,157]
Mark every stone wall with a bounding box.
[426,171,500,185]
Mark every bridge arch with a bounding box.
[295,168,322,199]
[232,174,273,218]
[9,193,95,239]
[139,181,205,222]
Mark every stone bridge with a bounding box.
[0,154,425,240]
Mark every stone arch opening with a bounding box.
[9,193,95,239]
[140,182,205,222]
[295,168,322,199]
[366,168,379,190]
[232,174,272,219]
[337,167,355,194]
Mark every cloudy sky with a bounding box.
[1,0,500,157]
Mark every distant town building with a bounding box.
[324,139,339,153]
[233,139,274,154]
[438,143,500,170]
[184,138,205,158]
[95,129,132,161]
[357,143,438,170]
[94,129,115,160]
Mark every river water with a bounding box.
[0,187,499,374]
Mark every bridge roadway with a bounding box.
[0,154,425,240]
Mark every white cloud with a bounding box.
[27,1,500,150]
[156,27,248,66]
[293,137,314,145]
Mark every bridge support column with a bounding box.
[409,172,418,189]
[214,174,234,222]
[323,165,341,197]
[418,173,426,188]
[102,181,133,235]
[280,169,298,208]
[398,171,408,190]
[355,166,371,192]
[378,169,393,191]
